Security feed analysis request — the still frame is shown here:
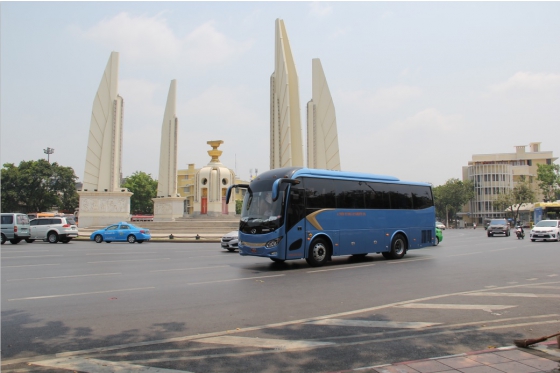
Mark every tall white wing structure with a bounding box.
[157,80,178,197]
[270,18,304,169]
[82,51,123,192]
[307,58,341,170]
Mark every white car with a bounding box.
[530,220,560,242]
[436,221,446,230]
[221,231,239,252]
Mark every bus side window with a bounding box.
[286,186,306,232]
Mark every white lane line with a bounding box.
[465,292,560,298]
[33,282,559,360]
[194,335,334,350]
[396,303,516,311]
[0,250,50,253]
[86,252,158,255]
[88,258,170,264]
[32,356,192,373]
[2,255,63,259]
[150,265,229,273]
[1,263,60,268]
[548,274,559,277]
[308,264,376,273]
[387,257,433,264]
[8,287,155,301]
[522,285,560,290]
[307,319,441,329]
[7,273,121,282]
[187,274,285,285]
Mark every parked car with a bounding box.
[90,222,151,244]
[28,216,79,243]
[1,213,31,245]
[436,221,446,230]
[530,220,560,242]
[221,230,239,252]
[487,219,510,237]
[434,227,443,246]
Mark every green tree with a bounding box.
[122,171,158,214]
[510,177,536,224]
[493,191,515,220]
[433,178,475,227]
[1,160,79,213]
[235,199,243,215]
[536,163,560,202]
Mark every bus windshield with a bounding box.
[240,181,286,234]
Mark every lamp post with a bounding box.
[43,147,54,163]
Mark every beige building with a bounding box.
[176,142,247,216]
[462,142,557,224]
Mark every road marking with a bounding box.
[86,252,158,255]
[1,263,60,268]
[548,274,558,277]
[523,285,560,290]
[32,357,191,372]
[395,303,516,311]
[8,287,155,301]
[24,282,558,362]
[387,257,433,264]
[307,319,441,329]
[7,273,121,282]
[465,292,560,298]
[87,258,170,264]
[1,255,63,259]
[187,274,285,285]
[193,335,334,349]
[308,264,376,273]
[150,265,229,273]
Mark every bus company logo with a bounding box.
[337,212,366,217]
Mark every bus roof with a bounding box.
[253,167,431,187]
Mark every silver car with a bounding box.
[1,213,31,244]
[29,216,79,243]
[487,219,510,237]
[221,231,239,252]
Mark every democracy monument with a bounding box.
[77,19,341,226]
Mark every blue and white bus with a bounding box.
[226,167,435,267]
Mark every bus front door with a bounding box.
[284,186,306,260]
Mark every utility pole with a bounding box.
[43,147,54,163]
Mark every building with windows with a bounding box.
[462,142,557,225]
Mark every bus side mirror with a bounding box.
[272,178,300,202]
[226,184,249,204]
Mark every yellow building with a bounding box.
[461,142,557,224]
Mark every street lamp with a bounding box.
[43,147,54,163]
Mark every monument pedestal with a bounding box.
[153,197,186,221]
[77,191,132,228]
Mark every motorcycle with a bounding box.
[515,227,525,239]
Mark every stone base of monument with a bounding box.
[153,197,186,222]
[77,191,133,228]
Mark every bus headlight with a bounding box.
[265,236,283,248]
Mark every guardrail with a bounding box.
[131,215,154,222]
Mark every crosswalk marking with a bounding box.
[396,303,516,311]
[33,357,192,372]
[193,335,334,350]
[307,319,441,329]
[465,292,560,298]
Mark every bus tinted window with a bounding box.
[411,185,433,209]
[388,184,412,209]
[304,178,336,209]
[365,182,391,209]
[336,180,365,209]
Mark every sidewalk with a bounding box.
[331,341,560,373]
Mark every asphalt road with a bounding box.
[2,229,560,372]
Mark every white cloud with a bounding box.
[391,108,464,133]
[340,84,422,113]
[309,2,333,17]
[488,72,560,93]
[80,13,253,70]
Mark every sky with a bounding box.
[1,2,559,187]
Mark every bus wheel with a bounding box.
[306,238,329,267]
[383,234,407,260]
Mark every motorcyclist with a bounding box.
[515,224,525,238]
